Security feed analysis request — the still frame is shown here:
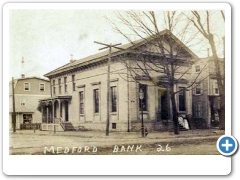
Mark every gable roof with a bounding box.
[45,29,199,78]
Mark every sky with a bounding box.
[9,9,225,80]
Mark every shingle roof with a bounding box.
[44,29,198,77]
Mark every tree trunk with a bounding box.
[209,34,225,130]
[170,90,179,135]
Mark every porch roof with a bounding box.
[39,95,72,102]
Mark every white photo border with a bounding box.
[3,2,231,175]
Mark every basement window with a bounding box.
[112,123,116,129]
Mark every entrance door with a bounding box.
[65,101,69,122]
[160,89,170,119]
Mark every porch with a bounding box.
[39,96,72,131]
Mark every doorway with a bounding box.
[160,89,170,119]
[64,101,69,122]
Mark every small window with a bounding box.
[53,87,56,95]
[23,114,32,124]
[24,82,30,91]
[112,123,116,129]
[195,65,201,72]
[214,81,219,95]
[39,83,45,91]
[195,84,201,95]
[21,99,26,106]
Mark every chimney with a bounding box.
[21,57,25,78]
[70,54,74,63]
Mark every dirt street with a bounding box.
[9,129,224,155]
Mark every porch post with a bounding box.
[46,106,49,124]
[41,104,44,123]
[58,100,62,121]
[52,102,55,124]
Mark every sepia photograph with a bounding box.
[7,4,227,157]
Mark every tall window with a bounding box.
[24,82,30,91]
[64,77,67,93]
[79,91,84,114]
[111,86,117,112]
[214,81,219,95]
[194,103,202,117]
[179,87,186,111]
[53,80,56,95]
[58,78,61,94]
[39,83,45,91]
[94,89,99,113]
[72,75,76,91]
[139,84,147,111]
[195,83,201,95]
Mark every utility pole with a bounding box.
[12,77,16,132]
[94,41,122,136]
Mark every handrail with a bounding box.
[60,121,65,131]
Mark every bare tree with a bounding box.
[108,11,207,134]
[188,10,225,130]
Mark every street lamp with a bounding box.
[139,88,144,137]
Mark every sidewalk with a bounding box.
[10,128,224,139]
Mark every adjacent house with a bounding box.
[191,57,224,128]
[9,75,51,129]
[39,30,199,132]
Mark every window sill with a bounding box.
[139,111,149,114]
[110,112,117,115]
